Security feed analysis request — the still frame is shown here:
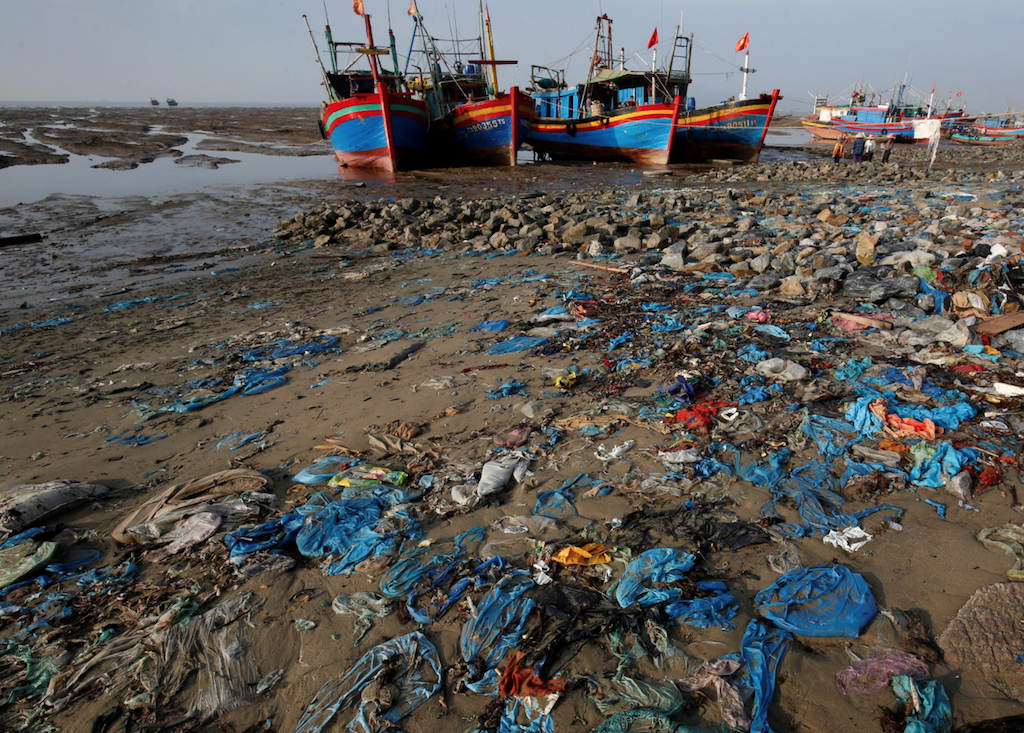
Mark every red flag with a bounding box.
[956,91,962,98]
[407,0,417,15]
[735,32,750,52]
[352,0,364,15]
[647,28,659,49]
[931,84,936,94]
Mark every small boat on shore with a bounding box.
[526,16,680,166]
[972,124,1024,138]
[952,132,1015,146]
[407,4,533,167]
[305,8,428,173]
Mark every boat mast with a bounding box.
[364,14,381,85]
[303,15,335,102]
[483,3,499,95]
[322,0,337,74]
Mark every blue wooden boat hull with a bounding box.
[672,92,779,164]
[527,103,679,166]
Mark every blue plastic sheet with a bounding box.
[489,337,547,355]
[892,675,952,733]
[534,474,596,518]
[760,459,902,538]
[910,442,979,488]
[486,380,528,400]
[293,456,358,485]
[497,699,554,733]
[380,527,484,598]
[242,335,338,361]
[294,631,442,733]
[224,512,305,561]
[470,320,511,333]
[800,414,859,457]
[615,549,738,629]
[616,549,695,607]
[461,570,535,675]
[408,556,505,624]
[296,499,420,576]
[754,565,877,638]
[754,324,791,342]
[737,620,792,733]
[739,384,783,405]
[834,357,872,382]
[845,393,976,438]
[738,344,770,363]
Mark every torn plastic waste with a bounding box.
[823,526,873,553]
[294,631,442,733]
[977,524,1024,582]
[332,592,393,646]
[461,570,536,686]
[0,481,111,534]
[889,675,952,733]
[753,564,877,638]
[737,619,792,733]
[677,658,750,729]
[836,649,931,695]
[615,548,738,629]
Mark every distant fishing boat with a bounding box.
[801,85,966,143]
[952,132,1015,146]
[407,3,533,167]
[972,124,1024,137]
[527,15,680,166]
[149,98,159,106]
[166,98,179,107]
[304,7,428,173]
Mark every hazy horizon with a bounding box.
[2,0,1022,116]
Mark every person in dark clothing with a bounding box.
[852,133,866,163]
[881,134,896,164]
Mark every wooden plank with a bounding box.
[568,261,630,275]
[974,312,1024,335]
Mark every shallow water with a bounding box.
[0,132,336,208]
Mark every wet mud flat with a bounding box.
[0,106,326,170]
[1,140,1024,732]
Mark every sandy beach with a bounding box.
[1,106,1024,733]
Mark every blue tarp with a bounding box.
[489,337,547,355]
[294,631,442,733]
[892,675,953,733]
[461,570,536,679]
[737,620,792,733]
[754,564,878,638]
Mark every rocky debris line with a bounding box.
[275,177,1023,310]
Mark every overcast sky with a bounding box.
[1,0,1021,114]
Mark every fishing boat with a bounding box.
[801,85,966,143]
[662,29,780,163]
[166,98,179,107]
[972,123,1024,137]
[149,98,159,106]
[304,8,428,173]
[952,133,1015,146]
[527,16,680,166]
[406,3,533,167]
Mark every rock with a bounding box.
[562,221,591,240]
[614,235,642,253]
[174,154,240,169]
[855,231,880,265]
[750,252,772,273]
[689,242,723,261]
[946,471,973,503]
[312,234,332,248]
[749,273,782,290]
[778,276,805,296]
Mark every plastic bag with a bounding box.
[332,592,393,646]
[737,620,792,733]
[836,649,930,695]
[889,675,952,733]
[753,564,877,638]
[461,570,536,676]
[294,631,442,733]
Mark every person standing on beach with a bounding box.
[864,136,876,162]
[881,134,896,164]
[852,133,866,163]
[833,135,846,164]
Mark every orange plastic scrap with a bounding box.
[551,543,611,566]
[878,439,910,454]
[498,651,568,697]
[868,398,942,440]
